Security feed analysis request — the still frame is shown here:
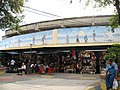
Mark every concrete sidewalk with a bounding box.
[0,73,100,90]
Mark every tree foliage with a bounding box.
[85,0,120,27]
[0,0,25,30]
[104,44,120,63]
[70,0,120,28]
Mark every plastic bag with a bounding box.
[112,79,118,90]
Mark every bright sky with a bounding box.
[0,0,115,41]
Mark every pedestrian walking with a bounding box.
[105,58,118,90]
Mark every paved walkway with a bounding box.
[0,73,100,90]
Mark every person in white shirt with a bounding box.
[10,59,16,71]
[11,60,15,65]
[30,63,35,73]
[105,58,118,90]
[21,63,26,70]
[45,65,49,73]
[18,63,26,75]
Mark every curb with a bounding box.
[0,71,5,74]
[85,82,101,90]
[85,86,95,90]
[0,68,6,75]
[100,79,120,90]
[86,85,101,90]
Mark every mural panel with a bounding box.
[58,26,120,43]
[0,26,120,50]
[0,30,52,49]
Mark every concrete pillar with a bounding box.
[52,29,58,44]
[95,51,100,74]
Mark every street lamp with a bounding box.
[30,41,33,62]
[30,41,33,48]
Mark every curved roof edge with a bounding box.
[20,15,112,27]
[5,15,112,38]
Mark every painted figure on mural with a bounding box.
[42,35,46,44]
[76,35,79,43]
[4,44,6,48]
[84,34,88,43]
[18,39,21,47]
[12,38,15,47]
[66,35,69,44]
[33,36,35,45]
[9,41,10,48]
[93,30,96,42]
[104,30,113,42]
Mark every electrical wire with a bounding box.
[23,5,92,25]
[23,6,62,18]
[25,9,55,18]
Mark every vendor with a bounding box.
[18,63,26,75]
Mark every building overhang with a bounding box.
[1,42,119,51]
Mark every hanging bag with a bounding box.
[112,79,118,90]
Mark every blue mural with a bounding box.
[58,26,120,43]
[0,26,120,49]
[0,30,52,49]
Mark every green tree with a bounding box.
[0,0,25,30]
[70,0,120,28]
[104,44,120,64]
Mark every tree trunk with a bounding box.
[115,0,120,25]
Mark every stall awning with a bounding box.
[85,49,107,52]
[7,52,21,54]
[0,54,5,56]
[59,50,70,53]
[23,51,37,54]
[37,51,59,54]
